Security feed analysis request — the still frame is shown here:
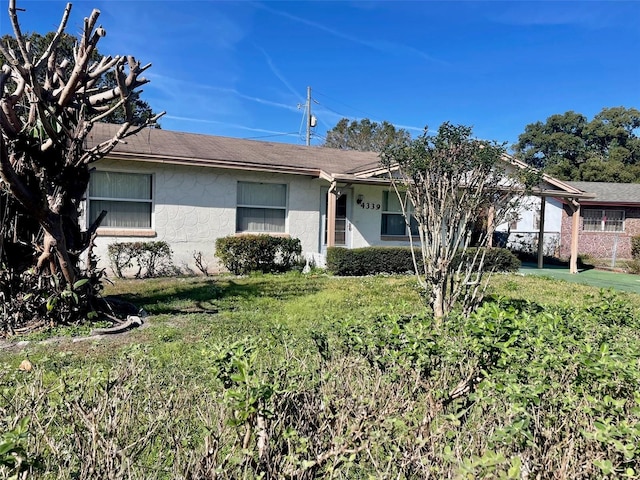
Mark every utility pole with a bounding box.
[305,86,312,146]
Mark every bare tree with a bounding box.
[0,0,163,330]
[380,123,537,321]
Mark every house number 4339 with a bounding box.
[360,202,381,210]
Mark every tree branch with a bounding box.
[57,9,105,107]
[78,111,165,165]
[8,0,31,65]
[34,2,72,70]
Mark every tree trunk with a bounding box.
[432,283,445,323]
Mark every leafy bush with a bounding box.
[578,253,595,269]
[1,265,105,335]
[627,259,640,275]
[327,246,519,276]
[0,417,35,477]
[3,275,640,478]
[632,235,640,260]
[107,241,175,278]
[453,247,521,273]
[326,246,422,276]
[215,235,303,275]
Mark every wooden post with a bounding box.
[327,184,337,248]
[537,196,546,269]
[569,202,580,274]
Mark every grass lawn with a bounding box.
[2,272,640,478]
[520,262,640,294]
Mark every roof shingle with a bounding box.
[567,181,640,204]
[88,123,381,176]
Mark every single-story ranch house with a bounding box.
[85,124,593,274]
[560,182,640,261]
[503,181,640,265]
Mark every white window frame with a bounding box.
[381,191,418,237]
[88,170,153,230]
[236,181,287,233]
[583,209,625,232]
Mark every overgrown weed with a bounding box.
[2,273,640,478]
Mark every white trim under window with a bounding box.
[583,209,625,232]
[89,171,153,229]
[381,191,418,236]
[236,181,287,233]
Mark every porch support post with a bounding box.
[569,201,581,274]
[537,196,546,269]
[327,182,337,248]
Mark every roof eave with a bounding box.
[101,152,322,177]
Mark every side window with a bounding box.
[583,209,624,232]
[236,181,287,233]
[381,191,417,236]
[89,171,152,228]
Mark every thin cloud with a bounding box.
[312,106,425,134]
[488,3,618,29]
[149,74,300,113]
[254,2,447,65]
[394,123,426,133]
[256,46,304,101]
[164,115,299,136]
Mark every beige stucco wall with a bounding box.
[348,184,414,248]
[89,159,323,275]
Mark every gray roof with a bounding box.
[86,123,587,196]
[568,181,640,204]
[87,123,381,176]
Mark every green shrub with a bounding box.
[578,253,594,269]
[632,235,640,260]
[626,259,640,275]
[215,235,303,275]
[326,247,421,276]
[107,241,175,278]
[327,246,519,276]
[453,247,521,273]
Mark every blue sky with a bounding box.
[2,1,639,150]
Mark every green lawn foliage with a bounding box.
[215,235,303,275]
[2,274,640,478]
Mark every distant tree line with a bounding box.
[324,107,640,183]
[322,118,411,152]
[513,107,640,183]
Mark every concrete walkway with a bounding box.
[520,263,640,294]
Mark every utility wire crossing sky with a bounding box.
[2,1,639,150]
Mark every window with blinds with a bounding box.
[236,181,287,233]
[583,209,624,232]
[89,171,152,228]
[381,191,418,236]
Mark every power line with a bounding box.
[314,90,380,120]
[243,132,299,140]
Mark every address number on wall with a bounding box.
[360,202,381,210]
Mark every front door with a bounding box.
[320,188,351,251]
